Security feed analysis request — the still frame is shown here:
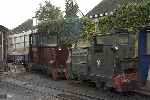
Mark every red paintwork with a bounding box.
[113,75,126,92]
[30,46,69,64]
[30,46,69,80]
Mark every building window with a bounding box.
[25,42,29,47]
[24,35,29,42]
[16,43,24,49]
[15,36,24,43]
[14,36,25,49]
[24,35,29,47]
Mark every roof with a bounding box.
[86,0,144,17]
[0,25,9,33]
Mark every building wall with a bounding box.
[0,25,9,62]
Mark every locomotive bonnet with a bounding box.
[71,28,138,92]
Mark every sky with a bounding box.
[0,0,102,29]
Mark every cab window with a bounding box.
[94,36,104,53]
[119,34,129,45]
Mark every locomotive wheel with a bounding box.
[46,67,52,76]
[52,68,59,80]
[96,81,113,92]
[103,84,114,92]
[96,81,105,89]
[24,64,30,72]
[103,84,110,91]
[25,64,32,72]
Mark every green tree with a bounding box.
[35,1,63,33]
[65,0,79,18]
[98,1,150,34]
[81,17,95,40]
[36,1,62,22]
[35,0,83,46]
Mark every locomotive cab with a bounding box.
[28,33,69,80]
[90,29,138,92]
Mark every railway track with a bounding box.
[43,82,103,100]
[2,78,104,100]
[3,73,150,100]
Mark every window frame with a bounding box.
[147,32,150,55]
[118,33,129,46]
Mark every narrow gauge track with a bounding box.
[44,82,102,100]
[4,73,150,100]
[2,78,104,100]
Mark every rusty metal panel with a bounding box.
[30,46,69,65]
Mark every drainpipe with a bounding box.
[0,32,3,61]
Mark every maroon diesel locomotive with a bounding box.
[28,33,70,80]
